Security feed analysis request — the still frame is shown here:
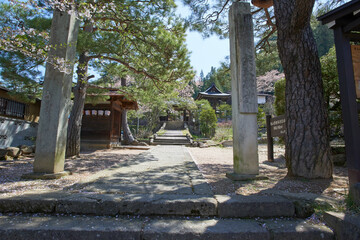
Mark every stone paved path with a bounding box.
[77,145,212,195]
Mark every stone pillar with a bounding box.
[226,2,263,181]
[26,8,79,178]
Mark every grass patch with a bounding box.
[211,121,233,143]
[345,193,360,213]
[182,129,190,136]
[156,129,166,136]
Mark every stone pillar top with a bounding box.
[231,1,251,13]
[229,1,257,114]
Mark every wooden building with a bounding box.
[0,86,41,122]
[195,83,231,109]
[81,90,138,149]
[195,83,274,111]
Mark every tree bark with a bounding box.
[122,109,136,144]
[273,0,333,178]
[66,52,89,157]
[121,77,136,145]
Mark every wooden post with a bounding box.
[266,115,274,162]
[334,27,360,187]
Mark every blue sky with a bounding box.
[185,31,229,76]
[176,1,230,76]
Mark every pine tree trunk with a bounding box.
[66,52,89,157]
[122,109,136,144]
[273,0,332,178]
[121,77,136,145]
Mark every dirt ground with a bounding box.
[189,144,348,200]
[0,145,349,202]
[0,149,145,196]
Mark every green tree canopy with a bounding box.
[0,3,51,101]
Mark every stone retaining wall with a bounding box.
[0,117,38,148]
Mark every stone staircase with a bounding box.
[0,146,336,239]
[152,121,192,145]
[153,130,192,145]
[0,193,334,240]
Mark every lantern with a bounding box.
[251,0,273,8]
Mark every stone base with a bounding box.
[226,172,268,181]
[21,171,71,180]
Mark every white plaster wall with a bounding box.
[257,96,266,104]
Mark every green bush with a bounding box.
[274,78,286,116]
[199,108,217,138]
[257,106,266,129]
[321,46,343,138]
[217,103,232,120]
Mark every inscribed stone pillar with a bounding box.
[226,2,260,180]
[32,8,79,175]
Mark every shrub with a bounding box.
[199,108,217,138]
[257,106,266,129]
[274,78,286,116]
[217,103,232,120]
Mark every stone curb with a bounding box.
[0,192,296,218]
[322,211,360,240]
[261,190,343,217]
[215,195,295,218]
[57,194,218,217]
[0,215,334,240]
[263,218,334,240]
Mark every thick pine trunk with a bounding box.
[66,52,89,157]
[121,77,136,145]
[273,0,332,178]
[122,109,136,144]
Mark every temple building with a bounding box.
[81,88,138,149]
[195,83,231,109]
[195,83,274,111]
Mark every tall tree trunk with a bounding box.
[66,52,89,157]
[121,77,136,145]
[273,0,332,178]
[122,109,136,144]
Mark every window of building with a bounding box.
[84,109,110,117]
[0,97,26,119]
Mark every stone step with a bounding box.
[153,141,191,144]
[0,193,296,218]
[154,138,190,141]
[153,140,191,145]
[0,214,334,240]
[152,142,191,146]
[155,138,189,141]
[154,138,189,142]
[159,134,187,137]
